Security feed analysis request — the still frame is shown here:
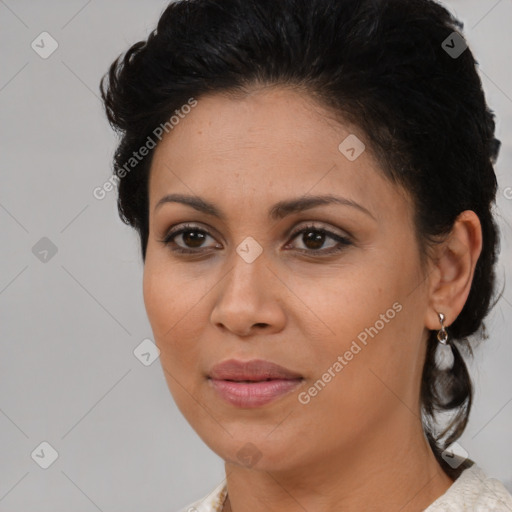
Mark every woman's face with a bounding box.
[143,86,432,471]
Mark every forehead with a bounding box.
[148,86,412,221]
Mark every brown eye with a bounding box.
[159,222,352,257]
[287,224,352,255]
[160,224,221,254]
[301,230,326,250]
[181,229,207,248]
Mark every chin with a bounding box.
[199,428,305,472]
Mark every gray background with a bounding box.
[0,0,511,510]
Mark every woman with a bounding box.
[100,0,512,510]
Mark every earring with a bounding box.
[435,312,454,371]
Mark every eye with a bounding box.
[285,223,352,255]
[159,223,221,254]
[159,222,352,256]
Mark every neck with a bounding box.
[222,418,454,512]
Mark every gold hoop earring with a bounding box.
[435,312,454,371]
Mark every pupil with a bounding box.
[304,230,324,249]
[183,230,205,247]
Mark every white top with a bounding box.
[178,464,512,512]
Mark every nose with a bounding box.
[209,250,286,337]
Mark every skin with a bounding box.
[143,86,482,512]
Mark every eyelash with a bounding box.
[159,223,353,256]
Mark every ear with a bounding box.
[424,210,483,330]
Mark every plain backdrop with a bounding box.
[0,0,511,510]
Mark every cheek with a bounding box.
[292,315,413,449]
[142,260,208,414]
[143,253,203,338]
[142,259,205,370]
[295,255,421,409]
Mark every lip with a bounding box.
[208,359,304,408]
[209,358,303,381]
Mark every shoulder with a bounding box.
[173,466,512,512]
[175,481,227,512]
[425,462,512,511]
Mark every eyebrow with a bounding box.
[154,193,375,221]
